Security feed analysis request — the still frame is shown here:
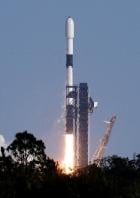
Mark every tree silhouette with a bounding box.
[0,131,140,198]
[7,131,47,170]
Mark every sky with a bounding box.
[0,0,140,161]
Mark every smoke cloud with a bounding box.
[0,134,6,148]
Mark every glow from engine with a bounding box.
[63,134,74,174]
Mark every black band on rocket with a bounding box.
[66,54,73,67]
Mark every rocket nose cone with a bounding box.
[66,17,74,38]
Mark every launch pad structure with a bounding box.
[66,83,94,169]
[65,77,95,169]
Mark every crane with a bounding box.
[92,115,116,167]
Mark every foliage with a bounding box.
[7,131,46,169]
[0,131,140,198]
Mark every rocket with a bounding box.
[64,17,97,169]
[65,17,75,134]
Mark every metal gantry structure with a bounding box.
[92,116,116,167]
[78,83,89,168]
[66,83,95,169]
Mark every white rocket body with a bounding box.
[66,17,74,88]
[65,17,75,134]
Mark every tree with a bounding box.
[7,131,47,170]
[0,146,14,174]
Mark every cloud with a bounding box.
[0,134,6,148]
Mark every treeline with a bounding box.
[0,131,140,198]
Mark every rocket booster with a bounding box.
[65,17,75,134]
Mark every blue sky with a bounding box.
[0,0,140,161]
